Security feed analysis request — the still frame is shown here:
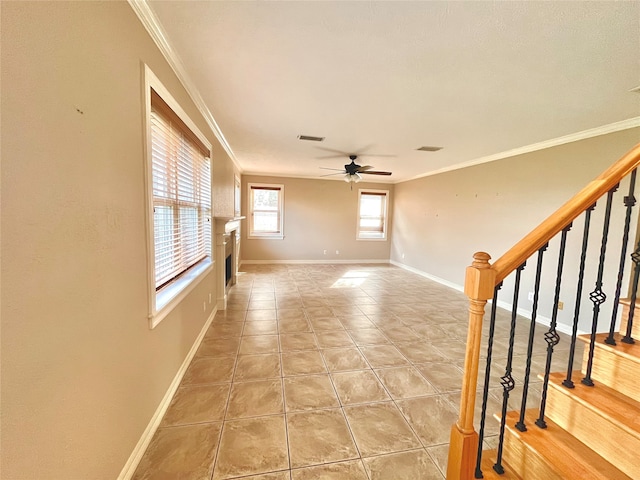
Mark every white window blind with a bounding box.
[358,191,387,239]
[249,184,283,238]
[151,89,211,289]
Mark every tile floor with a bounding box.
[133,264,578,479]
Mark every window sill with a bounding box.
[357,236,387,241]
[248,235,284,240]
[149,258,214,329]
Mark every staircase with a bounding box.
[496,329,640,479]
[446,143,640,480]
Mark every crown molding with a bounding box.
[399,116,640,184]
[127,0,242,173]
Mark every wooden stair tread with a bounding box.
[478,449,521,479]
[578,332,640,403]
[578,332,640,362]
[547,371,640,436]
[500,410,633,480]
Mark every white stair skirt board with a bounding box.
[389,260,587,337]
[117,306,217,480]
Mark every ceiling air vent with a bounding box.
[298,135,325,142]
[417,146,443,152]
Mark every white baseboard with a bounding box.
[240,259,390,265]
[494,300,587,336]
[389,260,587,336]
[389,260,464,293]
[117,306,217,480]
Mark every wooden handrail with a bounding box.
[493,143,640,283]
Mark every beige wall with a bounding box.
[391,128,640,333]
[1,2,236,478]
[241,176,393,262]
[214,145,239,218]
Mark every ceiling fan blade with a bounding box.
[320,171,347,177]
[319,167,345,171]
[348,144,395,157]
[361,171,392,176]
[356,165,373,171]
[357,153,397,158]
[352,144,374,154]
[315,146,350,155]
[315,154,349,160]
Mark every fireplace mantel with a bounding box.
[214,216,244,309]
[215,216,245,230]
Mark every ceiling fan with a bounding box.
[320,155,392,187]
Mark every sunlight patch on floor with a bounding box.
[331,270,370,288]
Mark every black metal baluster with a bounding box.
[622,243,640,344]
[515,245,547,431]
[606,170,637,345]
[583,185,619,386]
[494,263,525,475]
[474,283,503,479]
[563,206,595,388]
[536,224,571,428]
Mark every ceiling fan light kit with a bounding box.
[343,172,362,183]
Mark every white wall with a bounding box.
[1,2,236,478]
[391,128,640,333]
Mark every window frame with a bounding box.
[144,65,213,328]
[357,189,389,241]
[248,183,284,240]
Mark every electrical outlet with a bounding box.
[402,253,405,259]
[336,250,339,255]
[528,292,534,301]
[323,250,327,255]
[558,301,564,310]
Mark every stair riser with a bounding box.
[502,428,563,480]
[619,301,640,339]
[545,384,640,479]
[581,344,640,403]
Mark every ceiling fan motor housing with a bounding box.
[345,160,361,175]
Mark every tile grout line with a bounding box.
[209,279,250,480]
[347,325,431,453]
[346,309,456,469]
[276,297,294,475]
[353,275,450,475]
[142,264,489,479]
[313,318,371,480]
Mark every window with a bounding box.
[248,183,284,239]
[145,66,213,327]
[357,189,389,240]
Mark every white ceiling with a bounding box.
[146,1,640,183]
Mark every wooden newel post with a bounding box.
[447,252,496,480]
